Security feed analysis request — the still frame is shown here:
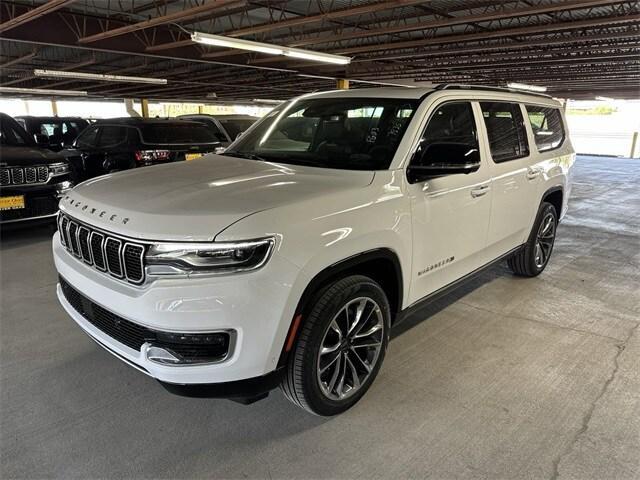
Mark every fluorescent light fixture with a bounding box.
[191,31,351,65]
[34,69,167,85]
[595,96,615,101]
[191,32,284,55]
[0,86,88,96]
[283,48,351,65]
[298,74,338,81]
[507,82,548,92]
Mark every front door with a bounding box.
[406,101,493,305]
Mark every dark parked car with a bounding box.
[15,116,89,152]
[64,117,221,181]
[177,114,258,147]
[0,113,73,224]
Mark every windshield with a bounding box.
[0,115,32,147]
[140,124,220,144]
[224,97,419,170]
[218,118,255,139]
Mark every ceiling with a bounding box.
[0,0,638,101]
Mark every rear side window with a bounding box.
[140,124,219,144]
[526,106,565,152]
[480,102,529,162]
[97,126,127,147]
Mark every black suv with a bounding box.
[65,118,221,181]
[15,116,89,152]
[0,113,73,224]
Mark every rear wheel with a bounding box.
[508,201,557,277]
[280,275,390,416]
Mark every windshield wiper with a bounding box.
[222,151,268,162]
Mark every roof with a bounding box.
[93,117,203,126]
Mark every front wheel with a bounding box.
[508,201,558,277]
[280,275,390,416]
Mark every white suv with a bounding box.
[54,85,574,415]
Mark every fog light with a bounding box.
[144,345,182,365]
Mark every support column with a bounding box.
[336,78,349,90]
[630,132,639,159]
[140,98,150,118]
[51,99,58,116]
[198,105,204,114]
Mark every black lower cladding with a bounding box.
[59,277,230,362]
[159,368,285,399]
[0,193,59,222]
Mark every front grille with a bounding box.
[60,277,230,361]
[58,213,145,284]
[0,166,49,186]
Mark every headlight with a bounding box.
[145,237,275,276]
[49,162,70,176]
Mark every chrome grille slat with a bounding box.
[0,165,51,186]
[59,213,146,285]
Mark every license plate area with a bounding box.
[0,195,25,211]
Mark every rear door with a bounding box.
[478,101,539,257]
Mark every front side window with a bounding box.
[480,102,529,162]
[526,106,565,152]
[415,102,478,160]
[75,126,99,148]
[225,97,419,170]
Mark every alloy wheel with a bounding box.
[317,297,384,401]
[534,211,556,268]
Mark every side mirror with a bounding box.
[407,143,480,183]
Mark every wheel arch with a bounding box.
[541,185,563,220]
[277,248,403,366]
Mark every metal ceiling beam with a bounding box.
[289,0,627,47]
[225,0,427,37]
[0,0,78,33]
[78,0,245,44]
[0,51,37,68]
[334,13,640,55]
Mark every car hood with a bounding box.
[0,145,66,166]
[60,154,375,241]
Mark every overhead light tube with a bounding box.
[0,86,88,96]
[191,32,351,65]
[33,69,167,85]
[507,82,548,92]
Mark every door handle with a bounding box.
[470,185,490,198]
[527,168,542,180]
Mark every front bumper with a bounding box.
[53,232,302,386]
[0,180,72,224]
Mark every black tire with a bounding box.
[280,275,391,416]
[508,201,558,277]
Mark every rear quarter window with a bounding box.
[525,106,565,152]
[140,124,219,144]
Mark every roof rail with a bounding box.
[434,83,552,99]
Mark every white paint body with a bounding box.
[53,87,575,385]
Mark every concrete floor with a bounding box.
[1,155,638,479]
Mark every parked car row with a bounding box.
[0,112,259,225]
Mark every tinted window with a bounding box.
[140,124,219,144]
[0,116,30,146]
[480,102,529,162]
[182,118,227,142]
[526,106,565,152]
[227,98,419,170]
[75,126,99,148]
[419,102,477,148]
[97,126,127,147]
[218,118,255,139]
